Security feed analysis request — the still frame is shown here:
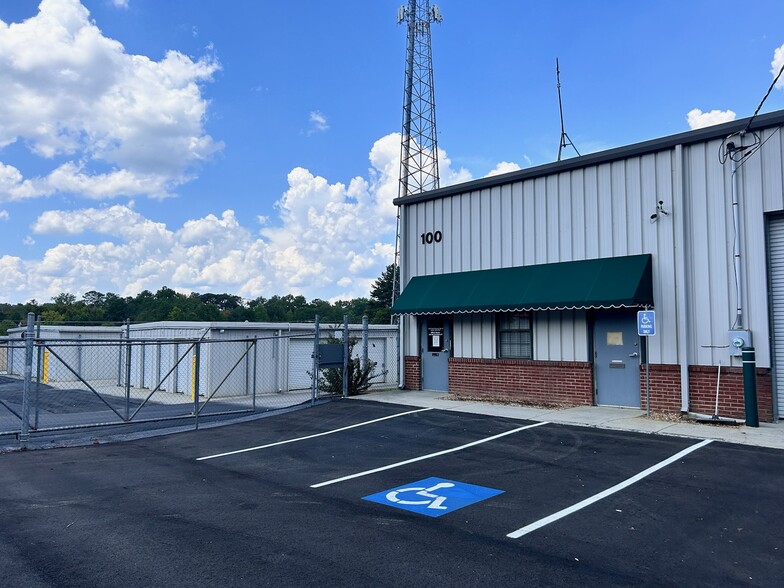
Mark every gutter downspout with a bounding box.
[398,318,405,389]
[398,205,406,389]
[729,143,744,329]
[673,144,690,412]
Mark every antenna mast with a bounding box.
[556,58,580,161]
[392,0,442,309]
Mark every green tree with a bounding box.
[40,309,65,324]
[198,293,243,312]
[0,319,16,336]
[367,264,397,323]
[248,297,270,322]
[82,291,105,307]
[103,293,129,322]
[52,292,77,306]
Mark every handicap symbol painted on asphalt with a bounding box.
[363,477,504,518]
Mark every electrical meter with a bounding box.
[727,330,752,357]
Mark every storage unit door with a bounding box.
[769,216,784,418]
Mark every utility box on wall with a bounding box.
[728,330,752,356]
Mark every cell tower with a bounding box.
[392,0,443,308]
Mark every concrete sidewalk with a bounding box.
[358,389,784,450]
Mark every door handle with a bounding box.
[628,352,639,358]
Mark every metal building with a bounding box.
[3,321,399,396]
[392,110,784,421]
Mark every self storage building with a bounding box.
[392,110,784,421]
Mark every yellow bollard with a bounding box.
[43,350,50,384]
[191,353,196,400]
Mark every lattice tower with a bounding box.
[392,0,442,309]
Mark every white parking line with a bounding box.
[506,438,714,539]
[196,408,434,461]
[310,421,550,488]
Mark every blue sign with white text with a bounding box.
[638,310,656,336]
[363,477,504,518]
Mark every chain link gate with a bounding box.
[1,314,399,447]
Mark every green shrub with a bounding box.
[318,336,385,396]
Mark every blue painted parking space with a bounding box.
[363,476,504,517]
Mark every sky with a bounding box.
[1,0,784,305]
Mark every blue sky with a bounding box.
[1,0,783,304]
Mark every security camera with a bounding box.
[658,200,664,205]
[650,213,658,223]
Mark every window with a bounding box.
[497,312,533,359]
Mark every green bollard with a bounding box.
[742,347,759,428]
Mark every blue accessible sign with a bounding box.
[637,310,656,336]
[363,477,503,518]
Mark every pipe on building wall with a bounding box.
[729,147,743,329]
[398,205,407,389]
[674,144,690,412]
[398,318,405,388]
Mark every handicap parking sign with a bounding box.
[637,310,655,336]
[363,477,504,518]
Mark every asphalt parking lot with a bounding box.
[1,399,782,587]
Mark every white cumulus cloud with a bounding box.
[773,42,784,89]
[686,108,736,130]
[0,0,221,202]
[0,209,8,220]
[10,133,477,303]
[485,161,522,177]
[308,110,330,135]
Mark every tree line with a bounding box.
[0,265,398,336]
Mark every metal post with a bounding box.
[193,341,201,430]
[311,315,320,406]
[20,313,35,449]
[117,329,123,387]
[245,339,250,397]
[645,342,651,417]
[34,316,42,429]
[640,336,651,416]
[343,315,349,398]
[274,329,281,394]
[362,315,369,372]
[742,346,759,427]
[139,339,146,389]
[252,339,258,411]
[124,319,132,421]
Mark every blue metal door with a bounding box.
[421,317,451,391]
[594,310,641,407]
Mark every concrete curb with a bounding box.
[356,389,784,451]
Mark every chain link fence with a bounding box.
[0,315,399,446]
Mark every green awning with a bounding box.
[392,254,653,315]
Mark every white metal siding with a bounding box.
[682,138,772,368]
[403,151,677,365]
[402,133,783,371]
[768,216,784,417]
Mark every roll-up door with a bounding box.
[768,216,784,418]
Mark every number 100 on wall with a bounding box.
[420,230,442,245]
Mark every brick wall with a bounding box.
[638,363,773,422]
[639,364,682,414]
[448,357,593,406]
[411,353,774,421]
[687,365,773,422]
[404,355,421,390]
